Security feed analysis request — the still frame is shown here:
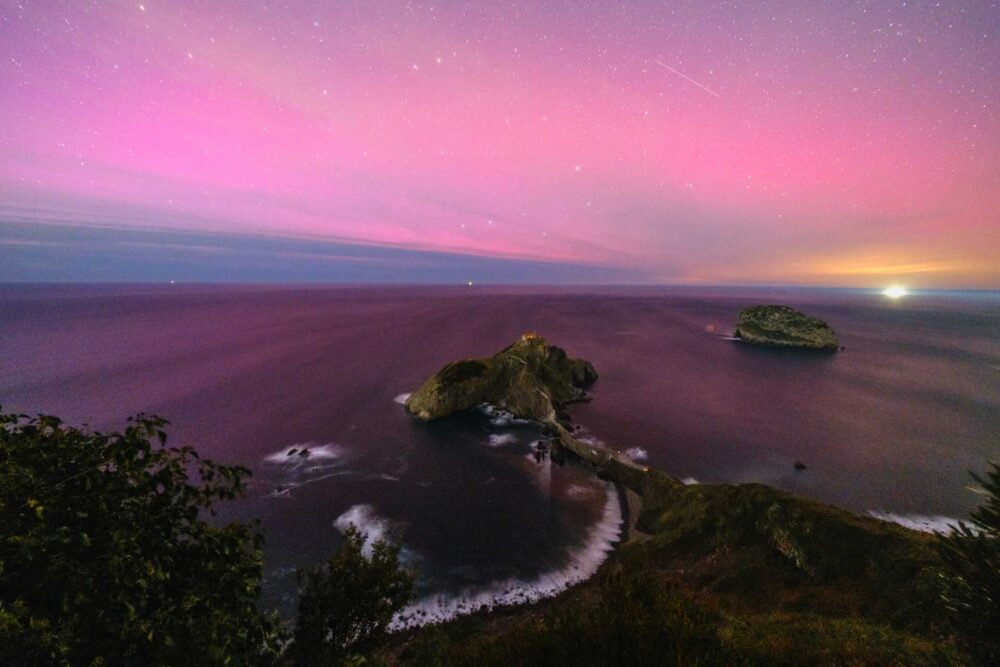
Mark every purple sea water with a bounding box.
[1,284,997,618]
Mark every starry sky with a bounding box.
[1,1,997,286]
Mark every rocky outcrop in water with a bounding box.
[733,305,839,351]
[404,333,597,422]
[395,331,963,666]
[404,335,650,486]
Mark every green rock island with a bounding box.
[733,304,839,350]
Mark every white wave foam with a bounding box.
[488,433,517,447]
[264,443,344,465]
[268,470,353,497]
[681,477,699,485]
[262,443,350,496]
[335,504,394,556]
[391,482,623,630]
[625,447,648,461]
[479,404,532,426]
[394,393,412,405]
[367,473,401,482]
[868,511,965,534]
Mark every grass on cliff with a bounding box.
[389,566,959,667]
[385,469,968,666]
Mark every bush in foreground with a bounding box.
[291,525,414,665]
[937,462,1000,665]
[0,410,413,666]
[0,411,285,665]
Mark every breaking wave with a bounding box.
[575,433,605,447]
[264,443,344,465]
[335,504,395,556]
[479,404,532,427]
[681,477,699,485]
[394,393,411,405]
[261,443,349,496]
[334,504,420,568]
[625,447,648,461]
[868,511,966,534]
[488,433,517,447]
[391,482,623,630]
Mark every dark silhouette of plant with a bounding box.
[291,525,414,665]
[0,410,285,666]
[937,462,1000,665]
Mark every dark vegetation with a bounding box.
[1,408,995,665]
[0,410,412,666]
[936,463,1000,664]
[387,466,986,666]
[437,360,489,384]
[291,526,414,665]
[393,568,954,666]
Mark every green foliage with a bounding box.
[439,360,488,384]
[396,567,958,666]
[391,466,965,666]
[291,525,414,666]
[0,410,285,666]
[720,614,961,666]
[399,569,729,666]
[937,462,1000,665]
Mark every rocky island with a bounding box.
[391,334,973,665]
[405,333,647,477]
[733,304,839,350]
[405,332,597,422]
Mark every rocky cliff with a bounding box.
[404,333,597,422]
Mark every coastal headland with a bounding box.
[394,332,964,665]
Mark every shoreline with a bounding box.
[386,414,651,632]
[389,476,623,631]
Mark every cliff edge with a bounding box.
[404,333,597,422]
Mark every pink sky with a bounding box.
[1,1,997,286]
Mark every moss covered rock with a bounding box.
[404,333,597,421]
[733,305,839,351]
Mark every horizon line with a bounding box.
[1,281,997,293]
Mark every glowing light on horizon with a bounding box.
[882,286,909,299]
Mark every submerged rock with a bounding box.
[733,305,839,351]
[404,333,597,421]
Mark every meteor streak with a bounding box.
[652,59,721,98]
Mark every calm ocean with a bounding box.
[2,284,997,619]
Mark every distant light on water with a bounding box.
[882,285,908,299]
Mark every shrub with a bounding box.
[290,525,414,665]
[0,411,285,665]
[937,462,1000,665]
